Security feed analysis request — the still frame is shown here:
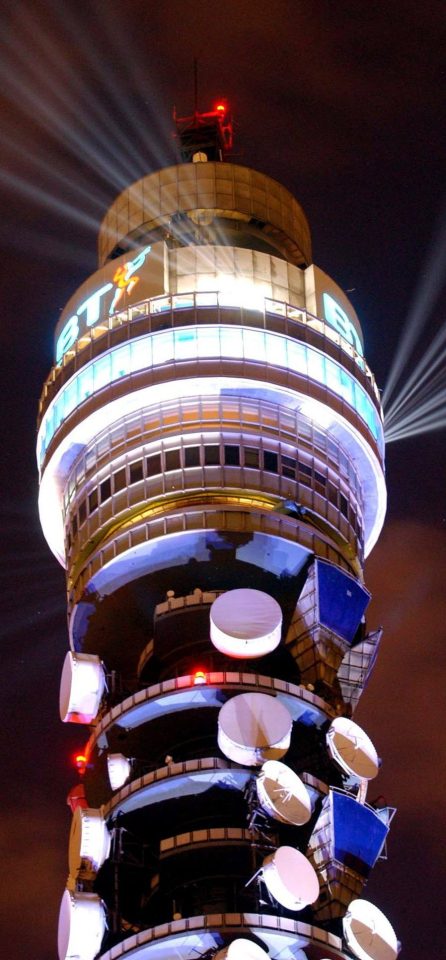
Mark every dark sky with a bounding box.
[1,2,445,958]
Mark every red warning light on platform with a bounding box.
[215,102,226,113]
[74,753,87,774]
[193,670,207,685]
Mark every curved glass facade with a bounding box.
[38,324,383,466]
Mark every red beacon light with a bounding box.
[74,753,88,775]
[215,102,226,114]
[193,669,207,685]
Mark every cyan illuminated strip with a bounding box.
[38,326,383,466]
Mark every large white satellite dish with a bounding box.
[210,588,282,658]
[59,651,105,724]
[218,692,292,766]
[68,807,111,876]
[107,753,131,790]
[262,845,319,910]
[215,939,270,959]
[343,898,399,960]
[256,760,312,825]
[58,889,106,960]
[326,717,379,780]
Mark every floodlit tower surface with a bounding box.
[38,102,399,960]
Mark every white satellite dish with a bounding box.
[343,898,398,960]
[68,807,111,876]
[218,692,292,766]
[58,889,106,960]
[210,588,282,658]
[215,939,270,959]
[262,845,319,911]
[59,651,105,724]
[107,753,131,790]
[256,760,312,825]
[326,717,379,780]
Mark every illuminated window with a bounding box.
[153,331,174,365]
[93,355,111,391]
[112,344,132,378]
[129,339,151,374]
[78,366,93,401]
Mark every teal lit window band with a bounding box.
[38,327,383,466]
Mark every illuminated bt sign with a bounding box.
[323,292,363,356]
[55,246,152,363]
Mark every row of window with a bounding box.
[63,398,361,512]
[67,443,362,546]
[38,325,384,466]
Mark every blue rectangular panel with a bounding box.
[317,560,370,644]
[332,791,389,874]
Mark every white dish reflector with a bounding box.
[326,717,379,780]
[343,898,398,960]
[210,588,282,658]
[256,760,312,825]
[218,692,292,766]
[262,845,319,910]
[58,889,106,960]
[60,651,105,724]
[215,940,270,959]
[107,753,131,790]
[68,807,111,876]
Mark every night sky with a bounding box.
[1,2,445,958]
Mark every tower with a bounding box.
[38,102,399,960]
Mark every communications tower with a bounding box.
[38,102,399,960]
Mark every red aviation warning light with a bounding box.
[74,753,88,775]
[173,99,233,162]
[193,669,207,685]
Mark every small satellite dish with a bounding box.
[326,717,379,780]
[215,940,270,959]
[107,753,131,791]
[210,588,282,658]
[59,651,105,724]
[218,692,292,766]
[343,898,398,960]
[58,889,105,960]
[256,760,312,825]
[262,845,319,911]
[68,807,111,876]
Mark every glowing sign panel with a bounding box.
[55,244,166,363]
[323,292,363,356]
